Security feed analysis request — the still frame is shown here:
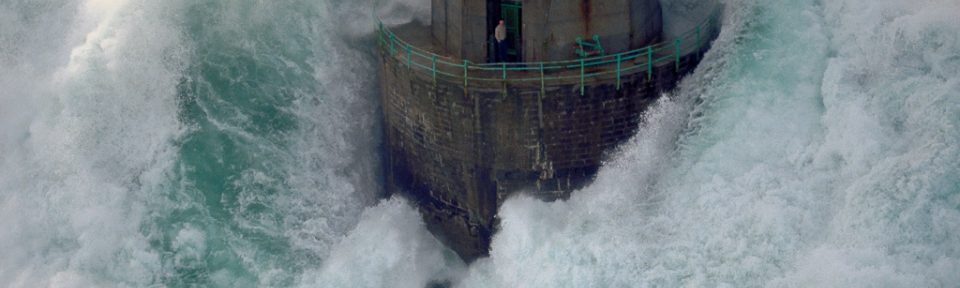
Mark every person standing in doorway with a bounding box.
[494,19,507,62]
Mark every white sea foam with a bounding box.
[298,197,464,288]
[0,0,187,286]
[453,0,959,286]
[312,0,959,286]
[2,0,956,286]
[281,0,386,264]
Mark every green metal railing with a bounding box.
[376,4,721,95]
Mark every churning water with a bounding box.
[1,0,957,287]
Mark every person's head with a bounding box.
[499,20,505,25]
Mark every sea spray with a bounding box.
[299,197,465,288]
[1,0,956,286]
[457,0,959,286]
[0,0,187,286]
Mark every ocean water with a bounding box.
[1,0,957,287]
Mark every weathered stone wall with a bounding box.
[378,42,711,260]
[521,0,663,62]
[431,0,487,62]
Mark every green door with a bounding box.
[501,2,522,60]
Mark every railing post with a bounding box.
[406,44,412,68]
[616,54,622,90]
[580,58,585,96]
[502,63,507,81]
[431,55,437,85]
[388,32,395,55]
[646,46,653,81]
[463,60,469,90]
[540,62,545,97]
[674,39,681,72]
[378,22,384,46]
[501,62,508,96]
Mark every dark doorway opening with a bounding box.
[501,1,522,62]
[488,0,522,63]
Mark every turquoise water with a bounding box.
[1,0,381,286]
[1,0,958,287]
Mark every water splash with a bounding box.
[0,0,186,286]
[1,0,956,286]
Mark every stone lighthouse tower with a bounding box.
[377,0,719,261]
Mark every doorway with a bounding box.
[500,1,522,62]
